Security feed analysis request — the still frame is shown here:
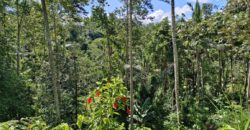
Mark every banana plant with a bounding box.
[133,98,152,125]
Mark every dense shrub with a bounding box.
[77,77,128,129]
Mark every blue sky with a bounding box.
[86,0,227,24]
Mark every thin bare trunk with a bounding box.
[192,61,196,96]
[125,0,129,87]
[128,0,134,129]
[74,58,78,122]
[201,56,204,98]
[107,37,112,75]
[171,0,180,125]
[246,59,250,108]
[52,4,61,111]
[196,51,201,97]
[164,46,168,92]
[219,50,222,93]
[41,0,60,122]
[246,0,250,17]
[245,1,250,108]
[230,50,233,83]
[16,0,22,76]
[222,51,225,90]
[0,16,2,33]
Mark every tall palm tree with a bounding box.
[41,0,61,123]
[193,0,203,97]
[187,0,213,20]
[16,0,21,76]
[187,0,205,97]
[171,0,180,125]
[193,0,202,23]
[128,0,134,129]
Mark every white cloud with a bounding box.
[141,5,192,24]
[141,10,170,24]
[187,0,208,3]
[175,5,192,16]
[187,0,210,3]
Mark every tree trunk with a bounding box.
[74,58,78,122]
[245,1,250,108]
[52,4,61,116]
[16,0,22,76]
[246,0,250,18]
[192,61,196,96]
[107,36,112,76]
[0,14,2,33]
[245,59,250,108]
[164,46,169,92]
[246,1,250,109]
[196,50,201,97]
[218,50,222,94]
[171,0,180,125]
[41,0,61,123]
[221,51,225,90]
[125,0,129,87]
[128,0,134,129]
[200,55,204,99]
[230,50,233,83]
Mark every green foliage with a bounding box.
[209,103,250,130]
[0,117,47,130]
[77,77,128,130]
[193,0,202,23]
[164,113,186,130]
[0,60,34,122]
[1,0,250,129]
[52,123,72,130]
[133,98,152,125]
[0,117,75,130]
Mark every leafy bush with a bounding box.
[51,123,72,130]
[0,117,47,130]
[0,117,76,130]
[209,103,250,130]
[77,77,128,130]
[0,68,34,122]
